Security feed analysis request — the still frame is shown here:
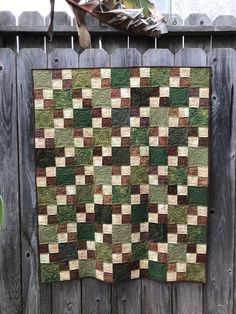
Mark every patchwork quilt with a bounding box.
[33,67,210,283]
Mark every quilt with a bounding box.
[33,67,210,283]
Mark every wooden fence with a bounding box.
[0,11,236,314]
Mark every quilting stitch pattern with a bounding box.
[33,67,210,283]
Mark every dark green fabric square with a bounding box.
[150,68,170,86]
[77,185,94,203]
[132,204,148,224]
[59,242,78,261]
[72,69,91,88]
[168,166,187,185]
[168,128,188,146]
[149,223,167,242]
[131,88,151,107]
[131,128,149,146]
[41,264,59,282]
[55,129,74,148]
[131,166,148,184]
[112,108,130,127]
[111,68,130,87]
[38,187,57,205]
[150,147,167,165]
[93,128,112,146]
[35,149,55,167]
[96,243,112,262]
[170,88,189,107]
[149,261,167,281]
[112,147,130,165]
[189,108,208,127]
[112,224,131,243]
[92,88,111,107]
[188,225,207,244]
[77,223,95,240]
[56,167,75,185]
[57,205,76,224]
[74,109,92,128]
[79,260,96,277]
[168,205,187,224]
[113,263,131,282]
[187,263,205,282]
[75,148,93,165]
[132,242,148,261]
[168,244,187,262]
[188,187,208,206]
[53,90,72,108]
[112,186,131,204]
[95,204,112,223]
[190,68,210,87]
[35,110,54,128]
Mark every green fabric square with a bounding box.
[77,223,95,240]
[149,185,167,203]
[168,128,188,146]
[38,187,56,205]
[57,205,76,224]
[59,242,78,261]
[75,148,93,165]
[188,226,207,244]
[74,109,92,128]
[56,167,75,185]
[188,187,208,205]
[132,242,148,260]
[150,68,170,86]
[35,110,54,128]
[112,147,130,165]
[112,224,131,243]
[149,261,167,281]
[187,263,205,282]
[95,205,112,223]
[112,186,131,204]
[41,264,59,282]
[53,90,72,109]
[189,108,208,127]
[94,166,112,184]
[96,243,112,262]
[131,204,148,224]
[150,147,167,165]
[92,89,111,107]
[39,225,58,244]
[168,244,187,262]
[113,263,130,282]
[189,148,208,166]
[72,69,91,88]
[168,167,187,185]
[79,260,96,277]
[150,108,169,126]
[111,68,130,87]
[33,70,52,89]
[131,128,149,146]
[77,185,94,203]
[168,205,187,224]
[190,68,210,87]
[149,223,167,242]
[131,88,151,107]
[112,108,130,127]
[35,149,55,167]
[170,88,189,107]
[131,166,148,184]
[93,128,112,146]
[55,129,74,148]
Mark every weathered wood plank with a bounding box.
[129,36,155,54]
[0,48,21,314]
[79,49,110,67]
[204,48,236,314]
[18,12,44,49]
[0,11,16,51]
[48,48,79,68]
[111,48,141,67]
[142,49,174,66]
[212,15,236,49]
[17,48,47,314]
[175,48,207,66]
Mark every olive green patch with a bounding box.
[131,128,149,146]
[92,88,111,107]
[39,225,58,243]
[112,185,131,204]
[190,68,210,87]
[75,148,93,165]
[76,185,94,203]
[57,205,76,224]
[168,167,187,185]
[111,68,130,87]
[188,225,207,244]
[150,68,170,86]
[41,264,59,282]
[72,69,91,88]
[96,243,112,262]
[55,128,74,147]
[93,128,112,146]
[79,260,96,277]
[94,166,112,185]
[189,147,208,166]
[150,108,169,126]
[53,90,72,108]
[187,263,205,282]
[112,224,131,243]
[131,166,149,184]
[35,110,54,128]
[37,187,57,205]
[149,185,167,203]
[168,244,187,262]
[189,108,208,127]
[168,206,187,224]
[33,70,52,89]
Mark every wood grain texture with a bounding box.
[79,49,110,67]
[175,48,207,66]
[142,49,174,66]
[0,48,21,314]
[111,48,141,67]
[48,48,79,68]
[0,11,16,51]
[204,48,236,314]
[17,48,47,314]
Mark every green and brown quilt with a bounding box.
[33,67,210,283]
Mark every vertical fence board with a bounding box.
[0,48,21,314]
[48,48,79,68]
[111,48,141,67]
[142,49,174,66]
[79,49,110,67]
[204,48,236,314]
[17,48,47,314]
[212,16,236,49]
[0,12,16,51]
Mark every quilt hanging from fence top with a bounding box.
[33,67,210,283]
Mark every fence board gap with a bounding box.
[0,11,17,51]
